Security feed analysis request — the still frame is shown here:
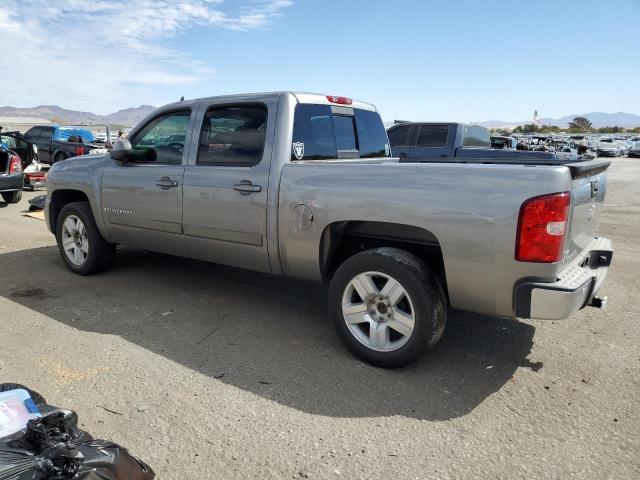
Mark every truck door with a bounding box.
[182,99,277,273]
[24,126,53,163]
[407,124,453,160]
[387,124,415,161]
[101,109,193,257]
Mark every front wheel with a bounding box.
[55,201,115,275]
[1,190,22,203]
[329,247,447,368]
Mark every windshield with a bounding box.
[291,104,390,160]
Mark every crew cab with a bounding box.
[45,92,613,367]
[22,125,101,164]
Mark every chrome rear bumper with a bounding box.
[515,238,613,320]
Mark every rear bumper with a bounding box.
[515,238,613,320]
[0,172,24,192]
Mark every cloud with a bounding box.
[0,0,292,113]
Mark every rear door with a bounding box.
[101,109,193,256]
[408,124,453,160]
[182,99,277,273]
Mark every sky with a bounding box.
[0,0,638,122]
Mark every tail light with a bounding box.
[516,192,570,263]
[9,154,22,173]
[75,146,85,156]
[326,95,353,105]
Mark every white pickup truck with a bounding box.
[45,92,613,367]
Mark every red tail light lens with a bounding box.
[75,146,85,156]
[9,154,22,173]
[326,95,353,105]
[516,192,570,263]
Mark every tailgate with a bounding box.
[565,160,610,262]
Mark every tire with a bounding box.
[54,152,66,163]
[329,247,447,368]
[1,190,22,203]
[55,201,115,275]
[0,383,46,405]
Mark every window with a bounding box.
[24,127,52,142]
[128,110,191,165]
[387,125,412,147]
[462,125,490,147]
[197,106,267,166]
[416,125,449,148]
[333,115,357,151]
[0,135,17,149]
[355,109,390,158]
[291,104,390,160]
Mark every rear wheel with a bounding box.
[54,152,66,163]
[329,247,447,368]
[1,190,22,203]
[55,201,115,275]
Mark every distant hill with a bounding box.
[0,105,156,127]
[478,112,640,129]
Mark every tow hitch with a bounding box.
[589,296,608,309]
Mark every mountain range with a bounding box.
[1,105,639,129]
[477,112,640,129]
[0,105,156,127]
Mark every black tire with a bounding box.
[329,247,447,368]
[54,152,66,163]
[55,201,115,275]
[0,383,46,405]
[1,190,22,203]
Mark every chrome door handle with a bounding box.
[233,181,262,194]
[155,176,179,189]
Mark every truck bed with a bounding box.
[404,148,610,179]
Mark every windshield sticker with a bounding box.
[385,143,390,156]
[293,142,305,160]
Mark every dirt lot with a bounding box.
[1,157,639,479]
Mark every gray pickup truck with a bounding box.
[45,92,613,367]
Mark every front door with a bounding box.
[101,109,193,256]
[182,100,277,273]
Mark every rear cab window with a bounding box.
[462,125,491,147]
[291,104,390,161]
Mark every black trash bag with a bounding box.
[28,195,47,212]
[0,387,154,480]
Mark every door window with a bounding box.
[387,125,412,147]
[128,110,191,165]
[416,125,449,148]
[197,106,268,167]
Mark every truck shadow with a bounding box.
[0,246,541,421]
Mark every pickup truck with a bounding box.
[22,125,101,164]
[44,92,613,367]
[388,122,578,162]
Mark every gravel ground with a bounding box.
[1,157,638,479]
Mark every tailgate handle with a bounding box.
[590,180,599,198]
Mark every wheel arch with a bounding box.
[49,189,91,233]
[319,220,448,299]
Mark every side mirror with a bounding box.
[110,139,132,162]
